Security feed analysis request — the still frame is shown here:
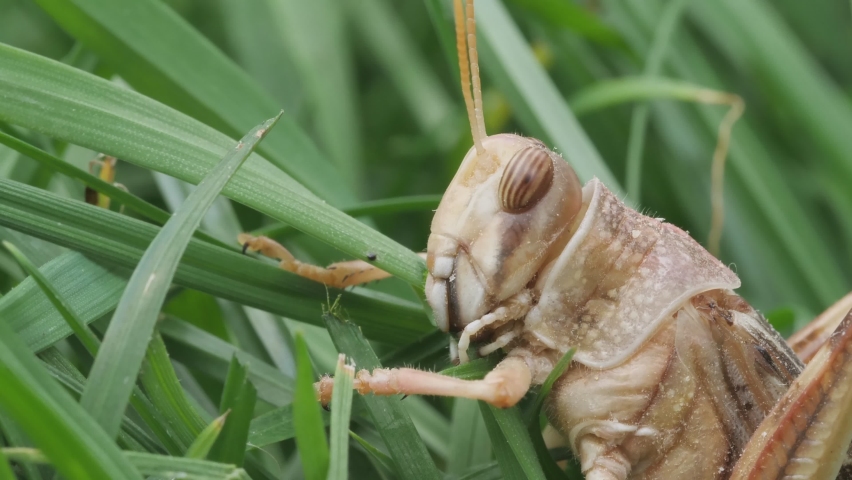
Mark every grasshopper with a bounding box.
[240,1,852,478]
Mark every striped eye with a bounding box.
[498,147,554,213]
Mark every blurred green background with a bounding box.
[0,0,851,478]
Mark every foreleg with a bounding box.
[314,355,532,408]
[238,233,395,288]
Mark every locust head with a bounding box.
[426,134,583,333]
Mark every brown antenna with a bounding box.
[454,0,486,155]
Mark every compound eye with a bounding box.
[498,146,554,213]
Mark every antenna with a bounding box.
[454,0,487,155]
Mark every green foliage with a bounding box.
[0,0,850,478]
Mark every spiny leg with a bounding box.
[787,291,852,363]
[730,307,852,479]
[238,233,395,289]
[315,355,532,409]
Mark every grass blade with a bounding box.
[624,0,690,201]
[322,310,442,480]
[0,321,141,479]
[32,0,354,205]
[208,356,257,466]
[140,331,209,450]
[525,348,574,426]
[327,354,355,480]
[0,44,425,284]
[186,412,228,460]
[0,448,13,480]
[475,0,622,192]
[0,131,228,249]
[293,333,330,480]
[479,404,545,480]
[2,241,100,354]
[80,113,281,439]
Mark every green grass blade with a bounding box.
[0,448,13,480]
[348,0,454,137]
[2,241,100,354]
[525,348,574,426]
[0,44,425,284]
[252,194,443,239]
[447,399,492,475]
[39,348,167,454]
[507,0,624,46]
[0,321,141,479]
[208,356,257,466]
[159,317,293,406]
[327,354,355,480]
[293,333,330,480]
[478,404,545,480]
[322,311,442,480]
[185,412,228,460]
[140,331,209,450]
[268,0,362,191]
[80,114,280,439]
[0,131,228,249]
[569,77,735,115]
[349,431,397,476]
[126,452,250,480]
[475,0,622,193]
[0,185,430,345]
[4,449,251,480]
[624,0,690,201]
[31,0,354,205]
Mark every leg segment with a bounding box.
[731,307,852,479]
[315,355,532,408]
[238,234,393,288]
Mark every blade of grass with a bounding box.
[251,194,442,239]
[80,113,281,439]
[322,310,442,480]
[328,354,355,480]
[159,317,293,406]
[0,448,13,480]
[32,0,355,206]
[268,0,362,191]
[208,356,256,466]
[3,243,192,455]
[507,0,624,46]
[293,333,330,480]
[623,0,690,202]
[140,331,209,450]
[478,404,545,480]
[0,321,141,479]
[185,412,228,460]
[569,77,739,116]
[2,241,100,354]
[474,0,622,192]
[447,399,492,475]
[347,0,454,136]
[38,348,166,454]
[4,448,250,480]
[524,348,574,425]
[0,44,425,285]
[0,131,229,249]
[349,431,397,476]
[0,187,430,346]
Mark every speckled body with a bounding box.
[423,133,837,479]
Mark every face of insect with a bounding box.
[425,133,583,333]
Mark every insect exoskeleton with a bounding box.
[425,134,582,338]
[240,0,852,477]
